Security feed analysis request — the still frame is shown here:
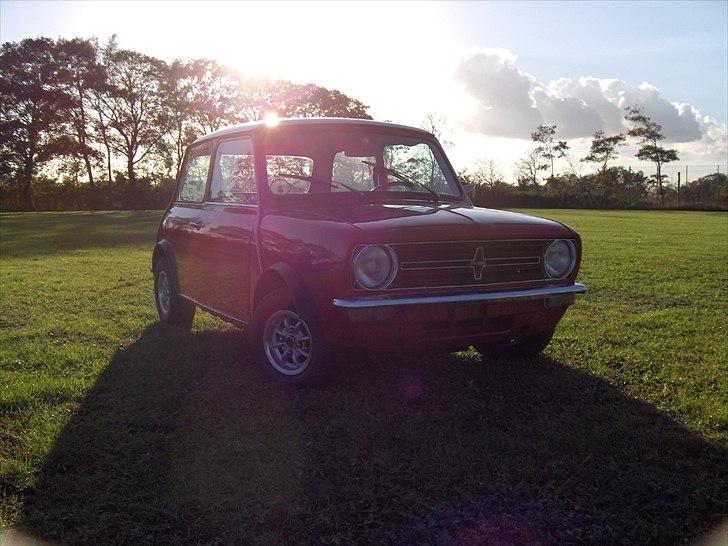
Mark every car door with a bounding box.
[194,136,258,320]
[166,141,212,300]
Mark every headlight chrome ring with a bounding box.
[352,244,398,290]
[543,239,576,280]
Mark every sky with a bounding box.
[1,0,727,180]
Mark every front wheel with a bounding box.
[475,329,555,359]
[253,288,332,385]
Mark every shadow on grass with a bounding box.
[19,324,728,544]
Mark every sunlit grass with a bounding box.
[0,209,726,543]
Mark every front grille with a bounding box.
[388,240,550,290]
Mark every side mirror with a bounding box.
[461,183,475,194]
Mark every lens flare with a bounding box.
[264,112,280,127]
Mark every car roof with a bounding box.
[191,117,434,145]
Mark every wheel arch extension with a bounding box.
[253,263,319,323]
[152,240,181,291]
[153,239,174,268]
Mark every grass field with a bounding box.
[1,209,727,544]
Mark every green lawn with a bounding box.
[1,209,726,544]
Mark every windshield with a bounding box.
[259,128,463,202]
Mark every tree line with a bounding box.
[1,37,724,212]
[460,111,726,210]
[0,36,371,211]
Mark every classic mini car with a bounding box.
[153,118,586,383]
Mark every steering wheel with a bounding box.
[369,180,416,192]
[269,177,294,195]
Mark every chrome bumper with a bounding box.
[332,283,587,309]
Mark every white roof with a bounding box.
[192,117,433,144]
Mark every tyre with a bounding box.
[253,288,332,385]
[153,257,195,327]
[475,328,555,359]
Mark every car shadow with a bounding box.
[18,324,728,544]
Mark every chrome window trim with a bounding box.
[333,283,587,309]
[202,202,259,209]
[208,136,258,205]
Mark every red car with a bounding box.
[153,118,586,383]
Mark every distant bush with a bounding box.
[462,169,727,211]
[0,175,176,212]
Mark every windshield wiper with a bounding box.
[361,160,440,203]
[277,172,364,195]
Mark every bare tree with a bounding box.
[421,112,454,149]
[514,148,546,188]
[564,150,585,178]
[470,158,505,188]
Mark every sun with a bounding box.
[263,112,280,127]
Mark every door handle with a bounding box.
[189,221,203,230]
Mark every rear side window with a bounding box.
[210,138,257,204]
[178,143,211,203]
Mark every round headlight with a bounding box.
[353,244,397,289]
[544,239,576,279]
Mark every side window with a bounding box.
[332,152,375,191]
[210,138,257,204]
[178,143,211,203]
[266,155,314,195]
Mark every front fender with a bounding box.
[254,262,320,324]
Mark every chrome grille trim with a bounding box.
[386,239,555,290]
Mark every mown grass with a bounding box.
[0,209,726,544]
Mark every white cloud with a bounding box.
[453,49,725,158]
[454,50,541,138]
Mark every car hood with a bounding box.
[284,202,576,242]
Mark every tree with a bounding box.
[582,130,627,173]
[564,150,585,178]
[165,60,203,177]
[104,49,172,183]
[280,83,371,119]
[420,112,453,149]
[514,148,546,188]
[531,124,569,180]
[0,38,72,210]
[183,58,244,133]
[469,158,505,188]
[55,38,107,196]
[89,35,119,184]
[624,105,679,203]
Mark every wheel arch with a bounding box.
[152,240,181,291]
[253,262,319,324]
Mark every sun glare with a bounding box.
[263,112,280,127]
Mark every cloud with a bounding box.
[454,49,724,153]
[454,49,541,138]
